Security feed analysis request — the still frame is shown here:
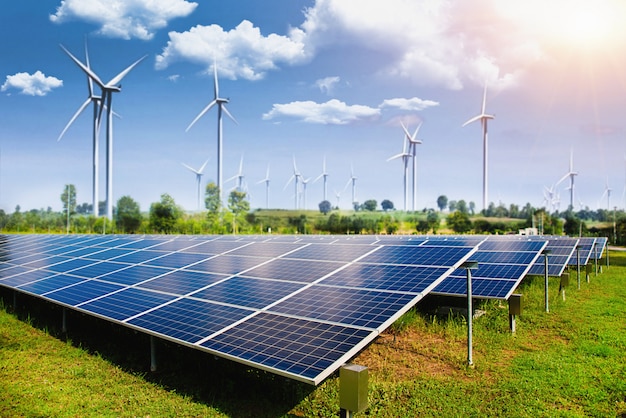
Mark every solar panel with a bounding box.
[567,237,596,266]
[0,233,479,385]
[591,237,608,260]
[527,237,579,276]
[431,237,548,300]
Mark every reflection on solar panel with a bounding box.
[431,237,548,299]
[567,237,597,266]
[527,237,579,276]
[0,234,478,385]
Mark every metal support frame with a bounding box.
[508,294,522,333]
[150,336,157,372]
[543,249,551,313]
[594,244,598,277]
[461,261,478,366]
[576,246,581,290]
[62,308,67,333]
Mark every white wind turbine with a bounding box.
[334,189,341,208]
[556,149,577,210]
[600,178,612,210]
[58,40,102,217]
[387,133,411,211]
[284,156,302,209]
[301,177,311,210]
[401,122,423,211]
[313,156,330,202]
[463,85,495,211]
[344,164,357,207]
[61,45,146,220]
[257,164,270,209]
[226,155,245,191]
[186,62,237,206]
[182,157,210,211]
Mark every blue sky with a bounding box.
[2,0,626,214]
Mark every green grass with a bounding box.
[1,252,625,417]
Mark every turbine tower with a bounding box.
[401,122,423,211]
[186,62,237,206]
[301,177,311,210]
[556,149,577,210]
[58,40,102,217]
[61,44,146,220]
[463,85,495,211]
[257,164,270,209]
[313,156,329,202]
[182,157,210,211]
[387,132,411,211]
[284,156,301,210]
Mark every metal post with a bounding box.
[576,246,581,290]
[543,249,551,313]
[150,336,157,372]
[461,261,478,367]
[594,244,598,277]
[62,308,67,333]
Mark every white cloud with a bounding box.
[50,0,197,40]
[315,76,340,95]
[1,71,63,96]
[380,97,439,111]
[155,20,309,80]
[168,74,180,82]
[262,99,380,125]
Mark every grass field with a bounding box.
[1,251,625,417]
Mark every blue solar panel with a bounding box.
[285,244,378,262]
[568,237,596,266]
[592,237,608,259]
[189,255,270,275]
[44,280,124,306]
[360,245,475,266]
[527,237,578,276]
[138,270,227,295]
[80,288,177,321]
[2,270,54,287]
[17,274,86,295]
[98,265,171,286]
[243,258,345,283]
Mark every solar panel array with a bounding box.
[567,237,597,266]
[527,237,579,277]
[0,234,477,385]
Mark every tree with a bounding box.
[469,201,476,215]
[319,200,332,215]
[427,210,440,234]
[115,196,142,234]
[416,219,429,234]
[228,190,250,234]
[381,199,394,211]
[61,184,77,214]
[437,195,448,212]
[448,200,457,212]
[447,211,472,233]
[149,193,182,234]
[362,199,377,212]
[205,182,221,214]
[457,199,468,214]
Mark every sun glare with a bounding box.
[552,2,615,46]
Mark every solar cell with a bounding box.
[44,280,124,306]
[138,270,227,295]
[80,288,177,321]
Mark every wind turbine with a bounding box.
[387,132,411,211]
[284,156,301,209]
[334,189,341,208]
[401,122,423,211]
[600,178,612,210]
[344,164,357,207]
[556,149,577,210]
[257,164,270,209]
[182,157,210,211]
[60,44,146,220]
[58,40,102,217]
[463,84,495,211]
[301,177,311,210]
[186,61,237,206]
[226,155,245,191]
[313,156,330,202]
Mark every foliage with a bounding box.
[115,196,142,234]
[437,195,448,212]
[381,199,394,211]
[149,193,182,234]
[60,184,77,214]
[446,211,472,233]
[426,210,440,234]
[362,199,377,211]
[318,200,332,215]
[228,190,250,234]
[204,182,221,215]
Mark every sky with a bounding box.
[2,0,626,215]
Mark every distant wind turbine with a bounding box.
[284,156,302,210]
[401,122,423,211]
[60,44,146,220]
[257,164,270,209]
[182,157,210,211]
[334,189,341,208]
[463,84,495,211]
[387,132,411,211]
[344,164,357,206]
[186,61,237,206]
[301,177,311,210]
[313,156,330,202]
[556,149,577,210]
[600,178,612,210]
[226,155,245,191]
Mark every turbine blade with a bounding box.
[182,162,199,174]
[84,40,94,97]
[199,158,210,172]
[462,115,482,127]
[60,44,105,89]
[186,100,217,132]
[107,55,147,87]
[57,98,91,141]
[222,104,238,125]
[283,175,295,190]
[481,84,488,114]
[213,61,219,98]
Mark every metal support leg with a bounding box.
[509,314,516,333]
[150,336,157,372]
[62,308,67,333]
